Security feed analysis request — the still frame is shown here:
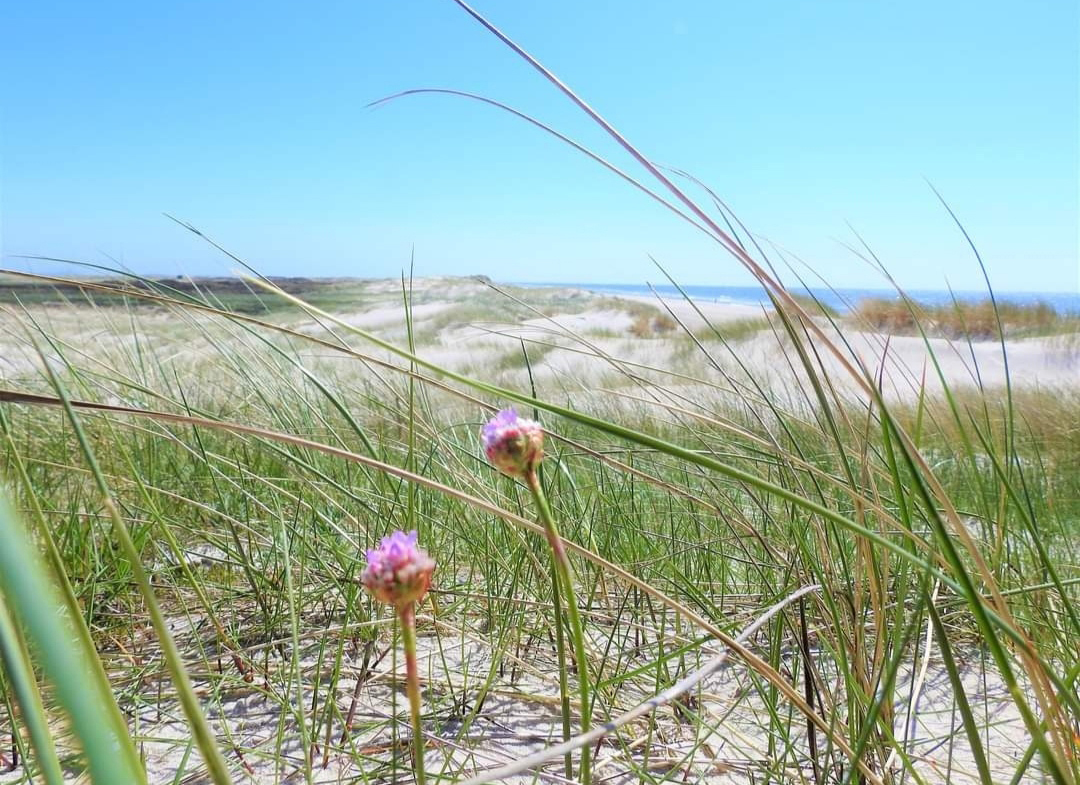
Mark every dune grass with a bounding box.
[852,296,1079,340]
[0,2,1077,783]
[0,265,1075,785]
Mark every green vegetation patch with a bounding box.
[853,296,1080,339]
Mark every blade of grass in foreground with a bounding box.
[0,494,146,784]
[31,338,236,785]
[0,592,65,784]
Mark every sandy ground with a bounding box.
[407,290,1078,422]
[0,614,1039,785]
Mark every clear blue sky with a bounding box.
[2,1,1077,292]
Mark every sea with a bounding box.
[522,282,1080,315]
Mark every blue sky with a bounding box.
[2,1,1077,291]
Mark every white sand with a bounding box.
[0,620,1037,784]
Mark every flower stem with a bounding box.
[398,603,427,785]
[550,541,574,780]
[526,470,592,785]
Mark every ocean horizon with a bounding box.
[520,282,1080,315]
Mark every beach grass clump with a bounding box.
[628,311,677,338]
[853,295,1079,339]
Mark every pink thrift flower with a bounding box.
[481,408,544,479]
[361,530,435,607]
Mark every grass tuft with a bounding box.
[853,296,1079,339]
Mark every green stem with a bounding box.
[526,470,592,785]
[398,603,427,785]
[550,541,575,780]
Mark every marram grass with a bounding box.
[0,264,1076,784]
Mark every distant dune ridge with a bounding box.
[1,274,1076,406]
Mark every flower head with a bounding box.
[481,408,544,479]
[361,530,435,607]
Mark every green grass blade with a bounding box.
[0,593,65,785]
[0,494,146,783]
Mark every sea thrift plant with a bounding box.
[361,530,435,607]
[481,408,592,785]
[480,408,544,479]
[362,530,434,785]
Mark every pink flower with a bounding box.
[481,408,544,479]
[361,530,435,607]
